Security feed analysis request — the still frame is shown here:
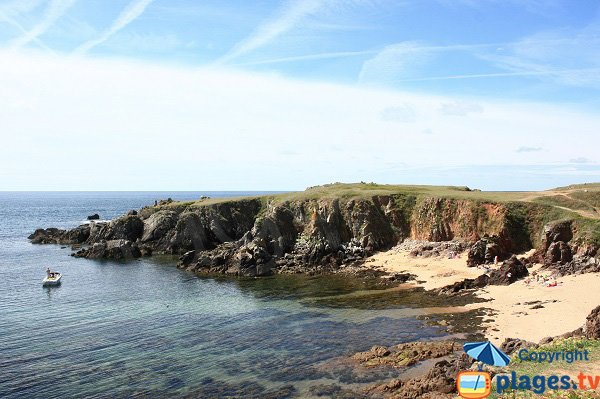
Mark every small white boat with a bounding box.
[42,273,62,286]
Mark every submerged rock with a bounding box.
[352,341,457,369]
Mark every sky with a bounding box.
[0,0,599,191]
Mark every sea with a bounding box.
[0,192,452,398]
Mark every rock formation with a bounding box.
[28,183,599,278]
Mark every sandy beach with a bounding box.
[366,246,600,346]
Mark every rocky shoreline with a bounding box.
[27,184,600,398]
[28,186,599,281]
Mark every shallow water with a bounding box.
[0,192,453,398]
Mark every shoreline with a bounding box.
[366,245,600,345]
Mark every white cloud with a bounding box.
[0,49,598,190]
[380,104,416,123]
[480,21,600,87]
[439,101,483,116]
[214,0,327,64]
[9,0,75,49]
[516,146,543,153]
[358,41,434,86]
[73,0,154,55]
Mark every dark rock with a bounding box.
[87,213,100,220]
[73,239,141,260]
[545,241,572,264]
[389,273,417,283]
[127,210,138,216]
[585,305,600,339]
[371,354,472,398]
[104,215,144,242]
[353,341,457,369]
[436,274,489,295]
[543,220,573,251]
[467,235,511,267]
[500,337,535,355]
[542,253,600,277]
[179,250,196,266]
[487,255,528,285]
[29,225,90,245]
[561,327,584,339]
[29,228,66,244]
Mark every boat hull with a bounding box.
[42,274,62,286]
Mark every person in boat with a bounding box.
[46,267,55,279]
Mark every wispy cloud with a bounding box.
[9,0,75,49]
[570,157,590,164]
[516,146,542,153]
[73,0,154,55]
[479,21,600,87]
[0,10,53,51]
[214,0,327,65]
[236,50,375,66]
[439,101,483,116]
[387,68,600,83]
[358,41,504,86]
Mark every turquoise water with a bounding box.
[0,192,447,398]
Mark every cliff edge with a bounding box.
[29,182,600,277]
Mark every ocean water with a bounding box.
[0,192,448,398]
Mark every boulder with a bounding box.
[87,213,100,220]
[73,239,141,260]
[488,255,528,285]
[29,228,66,244]
[28,225,90,245]
[500,337,535,355]
[543,220,573,251]
[436,274,489,295]
[467,235,511,267]
[585,305,600,339]
[141,210,179,243]
[384,355,472,398]
[545,241,573,264]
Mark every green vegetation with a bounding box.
[154,181,599,246]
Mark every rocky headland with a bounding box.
[29,182,600,279]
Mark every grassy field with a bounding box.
[162,182,596,204]
[163,181,600,217]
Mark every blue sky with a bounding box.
[0,0,599,190]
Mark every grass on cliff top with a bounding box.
[160,182,600,220]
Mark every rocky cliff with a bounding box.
[29,183,600,277]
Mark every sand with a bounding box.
[365,249,483,290]
[466,269,600,346]
[365,247,600,346]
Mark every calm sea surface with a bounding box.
[0,192,448,398]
